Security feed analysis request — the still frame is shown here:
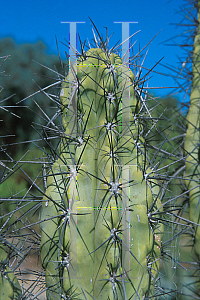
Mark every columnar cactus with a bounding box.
[183,5,200,294]
[184,0,200,261]
[40,43,164,299]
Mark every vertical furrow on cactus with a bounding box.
[147,181,164,292]
[185,0,200,261]
[93,51,123,298]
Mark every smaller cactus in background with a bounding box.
[0,241,22,299]
[185,0,200,261]
[164,0,200,296]
[182,1,200,294]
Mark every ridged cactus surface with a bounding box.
[39,47,163,299]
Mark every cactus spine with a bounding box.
[40,44,163,299]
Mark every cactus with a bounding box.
[181,0,200,294]
[185,0,200,261]
[39,39,165,299]
[0,241,22,299]
[165,0,200,295]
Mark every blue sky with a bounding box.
[1,0,189,101]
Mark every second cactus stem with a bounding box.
[185,0,200,282]
[40,44,163,299]
[0,241,22,299]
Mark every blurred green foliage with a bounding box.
[0,37,67,156]
[146,96,185,178]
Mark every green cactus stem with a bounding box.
[40,45,163,299]
[0,241,22,299]
[185,0,200,261]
